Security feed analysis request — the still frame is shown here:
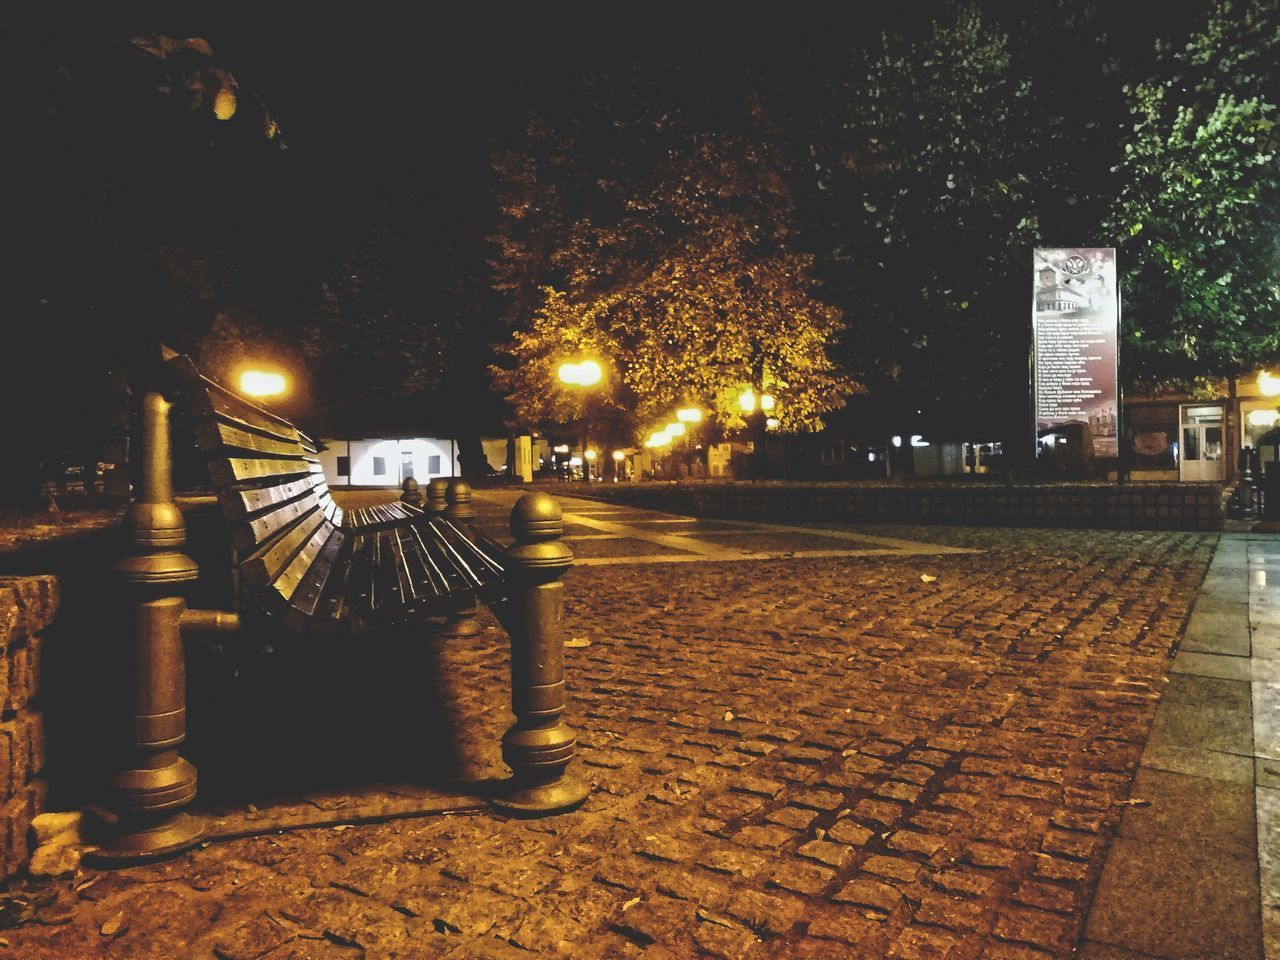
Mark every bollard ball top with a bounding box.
[402,477,420,492]
[446,480,473,502]
[511,493,562,543]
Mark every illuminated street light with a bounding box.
[558,359,604,387]
[665,422,687,438]
[239,369,287,398]
[760,394,776,412]
[585,448,598,461]
[1260,371,1280,397]
[766,417,780,430]
[738,388,756,413]
[612,450,626,461]
[676,407,703,424]
[647,430,672,447]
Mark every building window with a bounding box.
[336,456,350,477]
[372,457,386,476]
[427,454,441,474]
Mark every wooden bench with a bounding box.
[100,347,588,861]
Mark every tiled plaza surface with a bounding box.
[1,492,1230,958]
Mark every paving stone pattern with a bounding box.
[1,504,1215,959]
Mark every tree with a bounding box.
[801,7,1041,466]
[490,74,856,458]
[0,21,288,506]
[1113,0,1280,383]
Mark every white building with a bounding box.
[318,437,459,488]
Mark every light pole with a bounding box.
[558,359,603,483]
[676,407,703,478]
[739,388,775,480]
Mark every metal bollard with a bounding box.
[492,493,589,815]
[437,480,483,639]
[424,478,449,518]
[98,391,205,860]
[401,476,424,508]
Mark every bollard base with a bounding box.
[437,616,485,639]
[90,811,206,864]
[491,776,589,817]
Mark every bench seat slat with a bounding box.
[194,420,305,458]
[220,477,323,522]
[285,526,345,621]
[241,507,327,589]
[197,376,301,442]
[230,488,318,553]
[270,517,338,603]
[339,533,376,630]
[209,457,323,487]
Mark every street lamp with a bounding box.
[739,387,777,478]
[558,360,603,387]
[238,369,288,399]
[558,357,605,481]
[677,407,703,424]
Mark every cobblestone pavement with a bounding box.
[2,492,1216,959]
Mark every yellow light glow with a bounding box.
[666,422,687,438]
[239,370,287,398]
[676,407,703,424]
[585,448,598,461]
[766,417,780,430]
[558,359,604,387]
[760,394,776,412]
[1249,409,1280,427]
[213,87,237,121]
[1260,371,1280,397]
[739,388,756,412]
[612,450,626,461]
[648,431,671,447]
[553,444,570,453]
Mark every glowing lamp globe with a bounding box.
[1259,371,1280,397]
[676,408,703,424]
[239,370,287,398]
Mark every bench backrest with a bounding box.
[164,353,346,623]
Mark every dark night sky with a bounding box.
[0,3,1212,466]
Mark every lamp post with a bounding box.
[739,388,776,480]
[558,359,603,483]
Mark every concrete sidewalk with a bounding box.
[1083,531,1278,959]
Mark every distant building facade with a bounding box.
[318,437,459,488]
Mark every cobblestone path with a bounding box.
[3,495,1216,959]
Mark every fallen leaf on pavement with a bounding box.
[100,911,126,937]
[696,907,737,928]
[920,573,937,583]
[564,637,591,648]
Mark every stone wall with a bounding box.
[0,576,56,882]
[570,481,1223,531]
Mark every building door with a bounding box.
[401,450,415,483]
[1179,404,1226,482]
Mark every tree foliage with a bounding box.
[490,75,856,441]
[1113,0,1280,380]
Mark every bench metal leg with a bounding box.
[98,391,205,861]
[493,493,589,815]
